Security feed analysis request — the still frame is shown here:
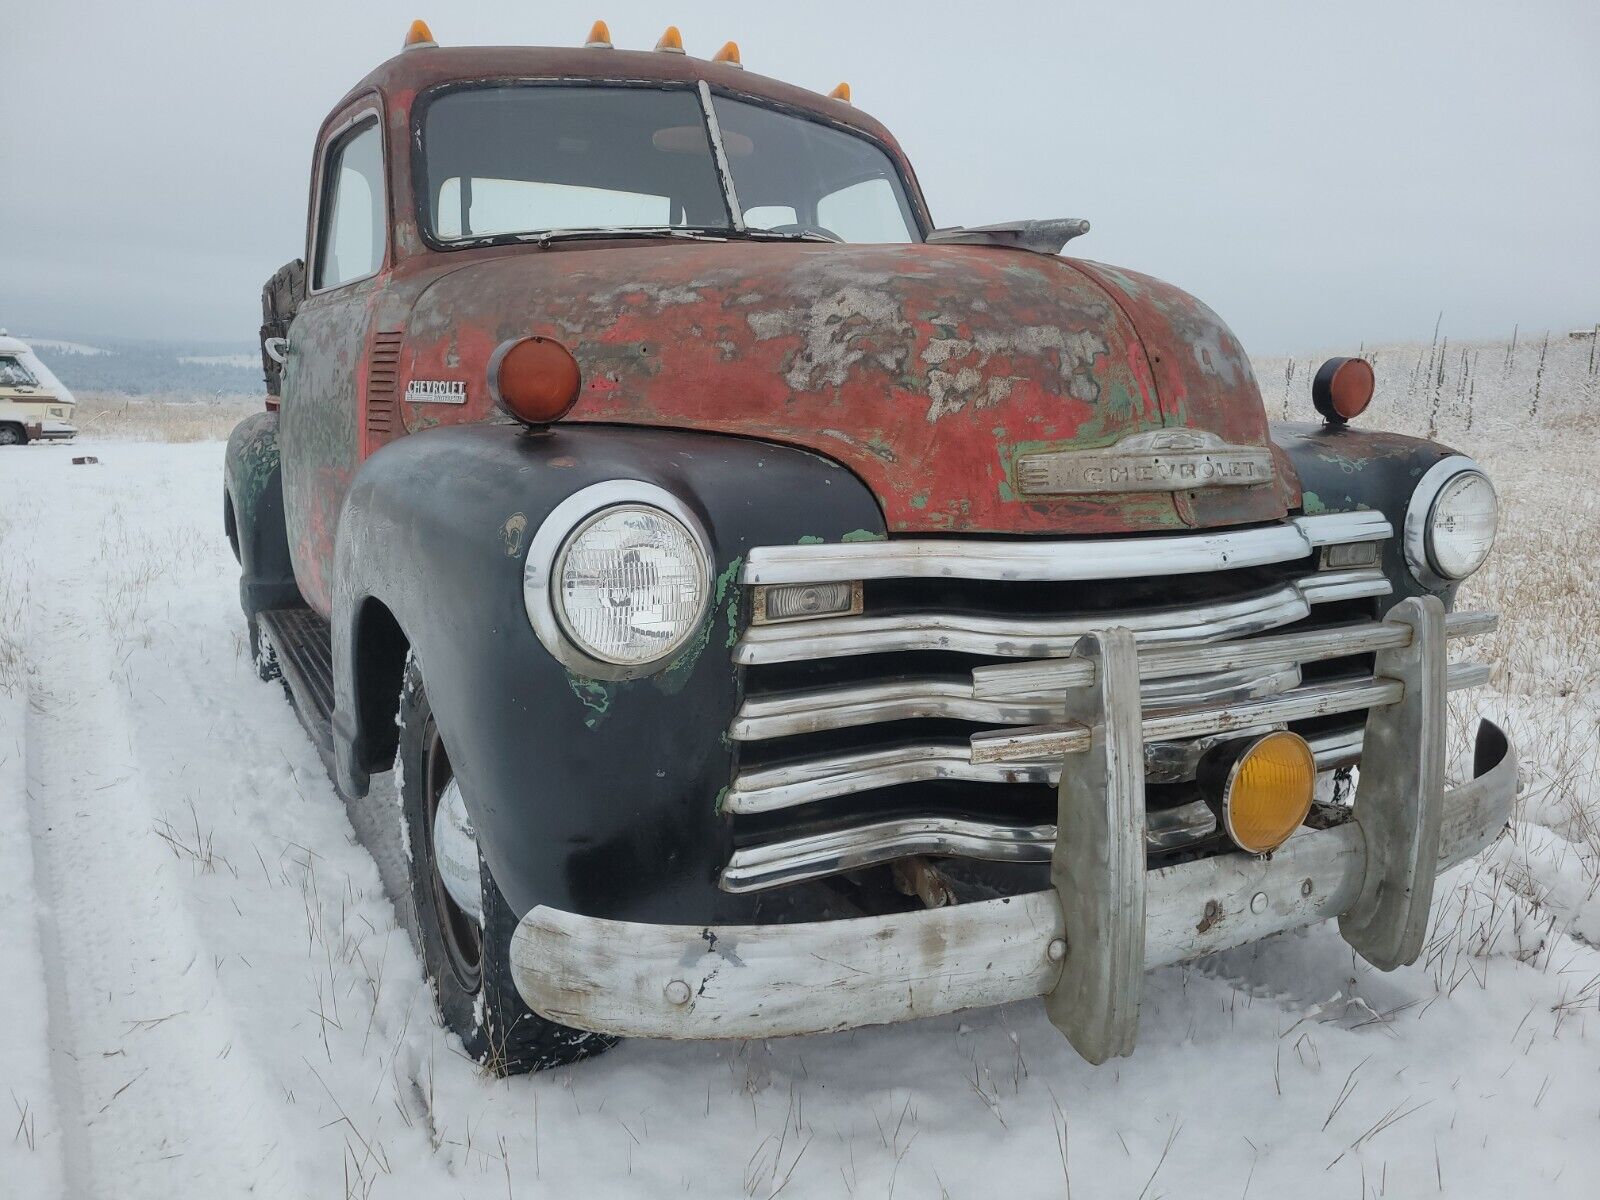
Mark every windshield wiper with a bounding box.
[447,225,842,250]
[517,226,732,247]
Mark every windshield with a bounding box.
[0,356,40,388]
[711,96,918,243]
[418,84,919,245]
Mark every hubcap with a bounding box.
[423,722,483,990]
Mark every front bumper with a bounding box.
[511,598,1516,1057]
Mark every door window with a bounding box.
[314,117,385,289]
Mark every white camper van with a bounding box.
[0,334,78,444]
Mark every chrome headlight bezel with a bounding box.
[523,481,714,680]
[1403,455,1498,588]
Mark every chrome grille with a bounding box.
[722,512,1493,894]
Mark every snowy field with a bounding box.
[2,331,1597,1199]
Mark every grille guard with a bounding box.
[509,598,1516,1060]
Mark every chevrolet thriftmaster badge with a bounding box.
[405,379,468,404]
[1015,430,1275,495]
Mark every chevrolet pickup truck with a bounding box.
[224,21,1513,1072]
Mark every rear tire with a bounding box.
[395,654,617,1074]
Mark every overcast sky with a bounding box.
[2,0,1595,353]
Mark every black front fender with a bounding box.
[1273,421,1470,606]
[330,422,884,924]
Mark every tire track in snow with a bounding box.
[22,589,301,1200]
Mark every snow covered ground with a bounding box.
[2,333,1598,1198]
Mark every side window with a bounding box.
[0,356,39,387]
[314,117,385,290]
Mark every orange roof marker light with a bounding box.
[713,41,743,68]
[655,25,685,53]
[828,81,852,103]
[585,20,613,48]
[403,19,436,50]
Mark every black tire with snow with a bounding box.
[395,655,616,1074]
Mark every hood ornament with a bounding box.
[927,218,1090,256]
[1015,429,1275,496]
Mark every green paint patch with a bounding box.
[910,492,929,510]
[797,534,826,545]
[1302,490,1327,513]
[658,555,744,693]
[566,676,615,729]
[841,528,886,542]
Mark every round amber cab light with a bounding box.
[489,336,582,426]
[1312,356,1375,423]
[1217,731,1316,854]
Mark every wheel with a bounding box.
[395,654,617,1074]
[0,424,24,446]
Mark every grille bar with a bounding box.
[735,568,1387,665]
[741,511,1390,585]
[977,609,1495,699]
[721,817,1056,893]
[731,665,1302,741]
[723,663,1486,814]
[718,725,1368,893]
[972,665,1488,765]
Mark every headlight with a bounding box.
[1404,457,1498,586]
[525,482,712,678]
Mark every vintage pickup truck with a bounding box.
[225,22,1514,1072]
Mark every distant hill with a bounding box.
[18,334,263,398]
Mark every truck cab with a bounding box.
[225,22,1515,1072]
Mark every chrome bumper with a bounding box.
[511,598,1516,1059]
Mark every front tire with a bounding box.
[395,654,616,1074]
[0,424,25,446]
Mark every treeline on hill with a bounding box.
[30,339,263,398]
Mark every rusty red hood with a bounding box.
[403,241,1299,534]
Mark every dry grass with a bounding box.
[69,391,261,443]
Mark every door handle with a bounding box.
[264,337,290,365]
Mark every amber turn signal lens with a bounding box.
[585,20,613,48]
[1312,356,1375,423]
[403,19,436,48]
[713,40,742,66]
[489,337,582,427]
[655,25,685,53]
[828,81,852,103]
[1207,731,1316,854]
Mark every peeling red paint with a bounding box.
[401,241,1293,535]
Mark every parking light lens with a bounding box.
[1211,731,1316,855]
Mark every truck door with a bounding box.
[279,101,387,616]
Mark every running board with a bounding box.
[258,607,337,779]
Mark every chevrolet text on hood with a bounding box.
[224,20,1514,1072]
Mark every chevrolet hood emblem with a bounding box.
[1015,430,1276,496]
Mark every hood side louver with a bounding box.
[365,331,405,447]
